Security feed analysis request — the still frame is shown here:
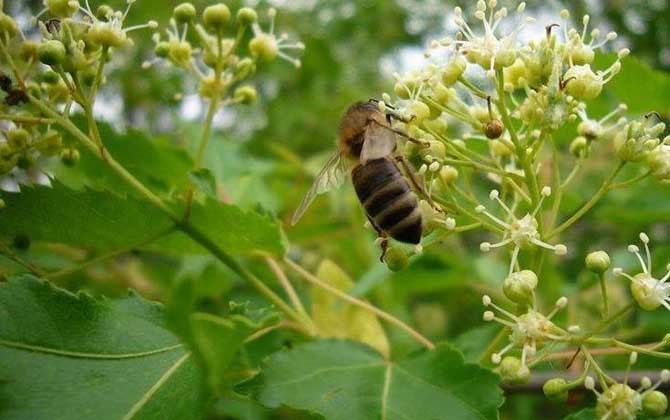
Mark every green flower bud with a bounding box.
[174,2,197,24]
[422,118,447,136]
[499,356,530,384]
[441,55,467,86]
[249,34,278,61]
[46,0,79,18]
[233,85,257,104]
[564,65,603,101]
[95,5,114,21]
[647,145,670,182]
[585,250,610,274]
[234,57,256,79]
[490,139,512,157]
[37,130,63,156]
[237,7,258,25]
[197,75,221,99]
[408,100,430,125]
[503,270,538,305]
[7,128,30,150]
[642,390,668,417]
[87,22,128,48]
[596,384,641,420]
[203,4,231,32]
[385,246,408,272]
[542,378,568,402]
[570,44,595,65]
[569,136,588,157]
[60,148,80,167]
[13,234,30,251]
[38,40,66,66]
[503,58,528,90]
[439,165,458,185]
[0,13,18,39]
[154,41,170,58]
[484,119,504,139]
[19,40,39,61]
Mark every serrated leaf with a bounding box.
[242,339,503,420]
[0,183,286,256]
[312,260,390,358]
[0,275,204,420]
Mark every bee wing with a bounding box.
[360,123,397,163]
[291,152,347,225]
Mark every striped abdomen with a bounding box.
[351,158,422,244]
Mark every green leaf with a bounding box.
[242,339,503,420]
[0,275,205,420]
[51,122,194,197]
[312,260,390,357]
[189,168,218,198]
[0,183,286,256]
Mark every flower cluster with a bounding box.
[147,3,303,103]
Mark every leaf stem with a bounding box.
[284,258,435,350]
[0,241,47,277]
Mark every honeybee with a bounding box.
[292,100,432,259]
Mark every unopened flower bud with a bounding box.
[569,136,588,157]
[233,85,257,104]
[46,0,79,18]
[408,100,431,125]
[38,40,66,66]
[489,140,511,157]
[168,41,192,67]
[500,356,530,384]
[543,378,568,402]
[442,55,467,86]
[95,5,114,21]
[439,165,459,185]
[385,246,409,272]
[503,270,538,304]
[642,390,668,417]
[586,250,610,274]
[7,128,30,150]
[60,148,80,167]
[203,4,231,32]
[484,119,504,139]
[647,145,670,181]
[422,118,447,136]
[237,7,258,25]
[154,41,170,58]
[0,13,18,39]
[174,3,197,24]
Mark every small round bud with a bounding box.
[543,378,568,402]
[174,3,197,24]
[442,55,467,86]
[168,41,192,67]
[569,136,589,157]
[503,270,538,304]
[154,41,170,58]
[7,128,30,150]
[484,119,504,139]
[13,234,30,251]
[0,13,18,39]
[483,311,495,321]
[203,4,231,32]
[439,165,458,185]
[499,356,530,384]
[95,5,114,21]
[38,40,66,66]
[554,244,568,256]
[642,391,668,417]
[60,148,80,167]
[642,377,653,389]
[408,100,431,125]
[237,7,258,25]
[234,57,256,79]
[233,85,257,104]
[46,0,79,18]
[564,65,603,101]
[249,34,278,61]
[19,40,39,61]
[586,250,610,274]
[385,247,409,272]
[584,376,595,390]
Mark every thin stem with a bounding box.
[549,136,562,230]
[581,302,635,341]
[478,327,509,364]
[265,257,313,328]
[547,162,625,239]
[598,272,609,319]
[581,345,616,386]
[46,226,176,280]
[89,47,108,102]
[0,114,55,125]
[608,170,651,190]
[0,241,47,277]
[284,258,435,350]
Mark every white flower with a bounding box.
[482,294,569,372]
[76,0,157,48]
[477,187,567,276]
[613,233,670,311]
[249,8,304,67]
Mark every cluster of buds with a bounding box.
[585,353,670,419]
[147,3,303,104]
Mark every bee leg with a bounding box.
[366,215,389,262]
[395,155,443,213]
[369,119,430,148]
